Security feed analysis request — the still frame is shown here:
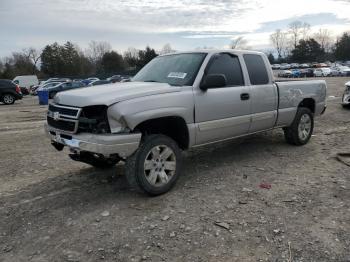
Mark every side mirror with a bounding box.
[200,74,227,91]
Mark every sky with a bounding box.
[0,0,350,56]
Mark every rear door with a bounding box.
[194,53,251,144]
[243,54,278,133]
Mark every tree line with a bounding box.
[268,21,350,63]
[0,41,172,79]
[1,24,349,79]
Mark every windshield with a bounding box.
[132,53,207,86]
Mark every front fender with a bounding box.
[107,90,194,131]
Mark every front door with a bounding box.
[194,53,251,145]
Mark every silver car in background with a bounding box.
[342,81,350,107]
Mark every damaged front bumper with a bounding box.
[45,124,141,158]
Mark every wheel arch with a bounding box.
[133,116,190,150]
[298,98,315,113]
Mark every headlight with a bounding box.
[78,105,111,134]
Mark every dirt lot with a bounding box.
[0,77,349,262]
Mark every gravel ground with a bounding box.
[0,77,349,262]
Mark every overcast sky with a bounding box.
[0,0,350,56]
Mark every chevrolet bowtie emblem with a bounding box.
[53,111,60,120]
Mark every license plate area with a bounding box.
[54,133,62,143]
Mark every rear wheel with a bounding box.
[2,94,15,105]
[283,107,314,146]
[125,134,182,196]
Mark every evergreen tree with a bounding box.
[137,46,157,69]
[291,38,325,63]
[101,51,125,74]
[334,33,350,61]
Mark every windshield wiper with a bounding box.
[143,80,183,87]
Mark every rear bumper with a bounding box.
[45,124,141,158]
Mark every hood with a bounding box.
[54,81,181,107]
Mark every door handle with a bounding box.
[240,93,250,100]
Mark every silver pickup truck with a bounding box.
[46,50,327,195]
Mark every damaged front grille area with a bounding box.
[47,103,81,133]
[47,117,76,132]
[48,104,80,118]
[78,105,111,134]
[47,104,110,134]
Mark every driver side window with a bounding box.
[206,53,244,87]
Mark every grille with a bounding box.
[47,117,76,132]
[48,104,80,117]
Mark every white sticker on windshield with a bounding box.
[167,72,187,79]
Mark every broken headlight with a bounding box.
[78,105,111,134]
[345,84,350,94]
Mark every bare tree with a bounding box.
[301,23,311,40]
[0,60,4,74]
[314,29,334,53]
[270,29,287,59]
[289,21,311,48]
[160,44,175,54]
[23,48,41,74]
[86,41,112,63]
[230,36,248,49]
[124,47,139,68]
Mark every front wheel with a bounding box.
[125,134,182,196]
[283,107,314,146]
[2,94,15,105]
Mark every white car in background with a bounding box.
[271,64,281,70]
[342,81,350,108]
[87,77,100,82]
[280,63,291,70]
[336,66,350,76]
[13,75,39,94]
[314,68,331,77]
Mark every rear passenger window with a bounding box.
[206,53,244,87]
[243,54,269,85]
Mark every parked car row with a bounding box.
[278,66,350,78]
[272,63,328,70]
[272,61,350,70]
[29,75,132,97]
[11,74,132,97]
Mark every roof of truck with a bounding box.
[160,49,265,57]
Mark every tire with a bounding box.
[283,107,314,146]
[125,134,182,196]
[2,94,15,105]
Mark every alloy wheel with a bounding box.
[143,145,176,187]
